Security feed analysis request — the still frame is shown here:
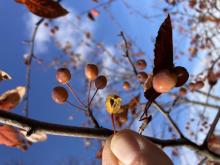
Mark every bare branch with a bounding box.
[0,110,220,162]
[152,101,184,138]
[120,31,138,75]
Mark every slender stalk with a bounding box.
[88,88,98,106]
[66,101,87,112]
[66,82,86,107]
[202,109,220,146]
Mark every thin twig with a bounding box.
[66,82,86,107]
[120,31,138,75]
[203,109,220,146]
[66,101,87,112]
[152,101,184,138]
[24,18,44,117]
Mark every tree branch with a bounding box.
[203,109,220,146]
[152,101,184,138]
[0,110,220,162]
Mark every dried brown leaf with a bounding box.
[0,86,26,111]
[0,125,26,149]
[15,0,68,19]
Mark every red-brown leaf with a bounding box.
[15,0,68,19]
[153,14,174,74]
[0,125,25,149]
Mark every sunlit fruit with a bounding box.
[52,86,68,104]
[152,69,177,93]
[85,64,99,81]
[56,68,71,84]
[95,75,107,89]
[123,81,130,90]
[174,66,189,87]
[135,59,147,70]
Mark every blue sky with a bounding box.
[0,0,184,165]
[0,0,209,164]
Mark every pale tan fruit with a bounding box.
[56,68,71,84]
[152,69,177,93]
[85,64,99,81]
[123,81,130,90]
[52,86,68,104]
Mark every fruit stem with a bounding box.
[66,101,87,112]
[88,88,98,107]
[66,82,86,107]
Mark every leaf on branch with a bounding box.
[20,130,47,143]
[15,0,68,19]
[144,15,174,101]
[0,86,26,111]
[0,69,12,82]
[153,14,174,74]
[0,125,28,150]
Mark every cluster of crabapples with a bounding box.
[122,59,148,91]
[152,66,189,93]
[51,64,107,105]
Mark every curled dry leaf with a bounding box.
[0,125,27,150]
[15,0,68,19]
[20,130,47,143]
[0,69,12,82]
[0,86,26,111]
